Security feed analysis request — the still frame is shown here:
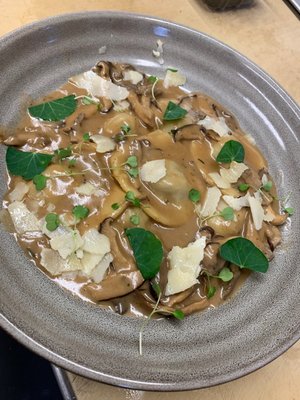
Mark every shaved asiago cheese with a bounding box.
[165,237,206,296]
[75,182,97,196]
[223,194,249,211]
[80,252,103,275]
[198,186,222,218]
[198,116,230,137]
[90,134,116,153]
[40,248,81,276]
[113,100,130,112]
[7,201,40,234]
[8,182,29,202]
[89,253,113,283]
[140,159,166,183]
[264,210,275,222]
[70,70,129,101]
[123,70,143,84]
[248,194,265,230]
[208,172,231,189]
[220,161,248,183]
[50,229,84,259]
[163,69,186,88]
[81,229,111,255]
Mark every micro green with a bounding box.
[207,286,216,299]
[217,267,234,282]
[111,203,120,210]
[125,191,141,207]
[6,147,53,180]
[216,140,245,163]
[148,75,158,84]
[238,183,250,192]
[262,181,273,192]
[55,146,72,160]
[28,95,76,121]
[163,101,187,121]
[121,124,131,134]
[188,188,201,203]
[126,156,138,168]
[166,67,178,72]
[130,214,140,226]
[284,207,294,216]
[45,213,60,232]
[33,174,48,191]
[219,207,234,221]
[220,237,269,273]
[68,158,77,167]
[82,133,90,142]
[72,205,89,221]
[82,96,98,105]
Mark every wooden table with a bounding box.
[1,1,299,399]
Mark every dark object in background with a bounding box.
[0,328,64,400]
[203,0,254,10]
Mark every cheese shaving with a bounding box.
[140,159,166,183]
[70,70,129,101]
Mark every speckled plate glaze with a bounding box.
[0,12,299,391]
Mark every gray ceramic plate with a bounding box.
[0,11,299,391]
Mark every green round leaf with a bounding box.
[220,207,234,221]
[126,228,163,280]
[219,237,269,273]
[45,213,60,232]
[188,188,201,203]
[163,101,187,121]
[218,267,234,282]
[28,95,77,121]
[216,140,245,163]
[207,286,216,299]
[6,147,53,180]
[33,174,47,191]
[172,309,185,320]
[72,205,89,220]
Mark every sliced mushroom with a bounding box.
[221,265,241,299]
[172,124,205,142]
[265,224,281,251]
[81,218,144,301]
[127,92,156,128]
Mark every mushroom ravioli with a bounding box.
[0,61,292,319]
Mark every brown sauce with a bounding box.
[0,61,286,318]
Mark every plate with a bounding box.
[0,12,299,391]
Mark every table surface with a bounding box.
[1,0,299,399]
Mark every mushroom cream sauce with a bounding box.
[0,61,287,318]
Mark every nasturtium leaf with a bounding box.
[72,205,89,220]
[207,286,216,299]
[28,95,76,121]
[220,207,234,221]
[188,188,201,203]
[216,140,245,163]
[111,202,120,210]
[45,213,60,232]
[6,147,53,180]
[126,227,163,280]
[33,174,47,191]
[172,309,185,320]
[163,101,187,121]
[284,207,294,216]
[126,156,138,168]
[238,183,249,192]
[220,237,269,273]
[130,214,140,225]
[218,267,234,282]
